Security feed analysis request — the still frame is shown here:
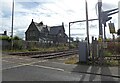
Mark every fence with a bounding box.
[0,40,11,50]
[1,40,69,50]
[91,37,120,63]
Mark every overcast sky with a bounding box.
[0,0,119,41]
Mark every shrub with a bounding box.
[13,40,23,50]
[13,36,21,40]
[107,42,120,54]
[0,36,11,42]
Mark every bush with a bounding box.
[107,42,120,54]
[13,36,21,40]
[104,50,112,56]
[0,36,11,42]
[13,40,23,50]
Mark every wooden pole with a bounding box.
[85,0,90,59]
[11,0,14,50]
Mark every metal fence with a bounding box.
[91,37,120,63]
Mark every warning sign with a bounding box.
[108,22,115,34]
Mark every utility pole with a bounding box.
[69,22,70,49]
[11,0,14,50]
[103,24,106,40]
[98,0,103,65]
[85,0,90,58]
[98,0,103,39]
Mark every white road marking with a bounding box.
[2,64,28,70]
[51,62,72,65]
[2,60,47,70]
[30,65,65,72]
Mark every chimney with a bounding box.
[4,31,7,35]
[62,22,64,26]
[62,22,65,32]
[32,19,33,22]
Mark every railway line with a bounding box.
[31,50,78,59]
[8,49,78,59]
[7,49,120,61]
[104,55,120,61]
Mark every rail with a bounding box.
[31,50,78,59]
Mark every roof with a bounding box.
[29,20,66,36]
[34,22,47,32]
[49,25,64,35]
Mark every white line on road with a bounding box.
[2,60,47,70]
[51,62,74,66]
[2,64,28,70]
[30,65,65,72]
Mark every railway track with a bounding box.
[104,55,120,61]
[31,50,78,59]
[8,49,78,59]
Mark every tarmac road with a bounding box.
[2,54,120,81]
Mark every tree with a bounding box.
[13,36,21,40]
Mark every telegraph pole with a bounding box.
[103,24,106,40]
[11,0,14,50]
[98,0,103,39]
[69,22,70,49]
[98,0,103,65]
[85,0,90,58]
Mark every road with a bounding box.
[2,54,120,81]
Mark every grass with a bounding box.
[64,55,78,64]
[104,50,112,57]
[105,60,119,66]
[64,55,119,66]
[2,49,29,52]
[2,45,69,53]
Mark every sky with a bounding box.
[0,0,119,41]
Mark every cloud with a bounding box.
[0,0,119,40]
[18,2,40,9]
[0,1,12,18]
[102,3,117,10]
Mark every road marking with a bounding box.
[30,65,65,72]
[2,60,47,70]
[2,64,28,70]
[51,62,74,66]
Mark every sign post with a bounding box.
[108,21,115,34]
